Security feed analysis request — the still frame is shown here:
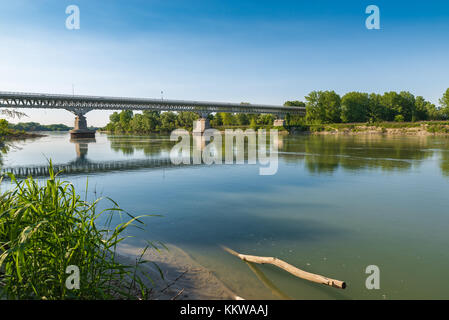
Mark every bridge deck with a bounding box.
[0,91,305,116]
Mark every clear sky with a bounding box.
[1,0,448,126]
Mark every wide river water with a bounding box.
[1,131,449,299]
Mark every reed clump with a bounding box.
[0,162,156,299]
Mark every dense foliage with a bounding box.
[0,164,157,299]
[10,122,72,132]
[103,110,276,133]
[0,119,29,142]
[0,119,13,138]
[300,89,447,124]
[101,88,449,133]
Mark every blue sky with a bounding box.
[0,0,448,126]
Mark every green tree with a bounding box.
[367,93,388,122]
[0,119,11,136]
[284,101,306,126]
[236,113,249,126]
[381,91,415,122]
[284,101,305,108]
[341,92,369,123]
[176,112,199,130]
[425,102,441,120]
[394,115,404,122]
[142,110,161,132]
[305,91,341,123]
[109,112,120,123]
[257,114,274,125]
[130,113,154,133]
[414,96,430,121]
[160,112,177,132]
[322,91,342,123]
[380,92,401,121]
[220,113,235,126]
[211,113,223,126]
[399,91,416,121]
[439,88,449,119]
[249,117,258,130]
[119,110,133,131]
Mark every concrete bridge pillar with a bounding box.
[273,115,286,127]
[193,112,210,135]
[70,114,96,139]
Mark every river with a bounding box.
[1,131,449,299]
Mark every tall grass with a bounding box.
[0,162,157,299]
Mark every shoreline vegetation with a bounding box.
[101,121,449,136]
[2,88,449,138]
[294,121,449,136]
[101,88,449,136]
[0,164,156,299]
[0,163,235,300]
[0,119,46,144]
[8,122,72,132]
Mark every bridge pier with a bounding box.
[70,114,96,139]
[273,118,286,127]
[193,113,210,135]
[273,114,285,127]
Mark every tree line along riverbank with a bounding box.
[2,88,449,137]
[0,119,46,144]
[102,88,449,135]
[296,121,449,135]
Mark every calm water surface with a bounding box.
[1,131,449,300]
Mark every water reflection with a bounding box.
[280,135,444,174]
[70,138,96,163]
[1,133,449,177]
[245,262,292,300]
[105,133,449,176]
[108,135,174,157]
[1,132,449,299]
[0,138,193,178]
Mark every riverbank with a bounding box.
[0,131,45,141]
[294,121,449,136]
[99,125,290,136]
[0,164,237,300]
[103,122,449,137]
[1,119,46,143]
[116,243,238,300]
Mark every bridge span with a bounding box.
[0,91,305,138]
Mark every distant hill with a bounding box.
[9,122,73,132]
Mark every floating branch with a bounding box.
[222,246,346,290]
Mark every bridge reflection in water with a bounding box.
[0,138,198,179]
[0,132,281,179]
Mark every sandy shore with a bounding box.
[115,243,238,300]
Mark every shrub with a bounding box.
[0,163,158,299]
[394,115,405,122]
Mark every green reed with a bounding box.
[0,162,157,299]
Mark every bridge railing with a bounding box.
[0,91,305,115]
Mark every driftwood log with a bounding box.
[222,246,346,289]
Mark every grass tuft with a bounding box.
[0,161,158,299]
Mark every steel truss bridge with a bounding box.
[0,91,305,117]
